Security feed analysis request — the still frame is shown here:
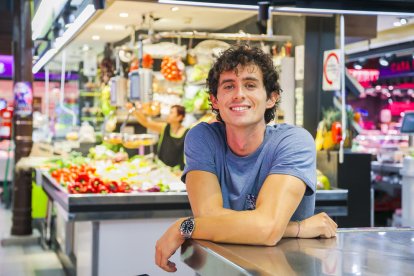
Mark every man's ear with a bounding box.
[266,92,279,108]
[210,94,219,109]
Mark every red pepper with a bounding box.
[118,182,131,193]
[98,184,109,194]
[75,173,90,184]
[68,182,82,194]
[107,181,119,193]
[89,177,103,192]
[331,121,342,144]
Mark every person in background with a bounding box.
[155,45,338,272]
[127,103,189,170]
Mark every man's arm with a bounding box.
[155,170,337,272]
[187,170,298,235]
[187,170,307,245]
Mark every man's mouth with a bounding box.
[230,106,251,111]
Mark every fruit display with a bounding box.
[46,150,185,194]
[142,54,154,69]
[160,56,184,82]
[316,169,331,190]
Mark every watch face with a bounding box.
[181,219,194,237]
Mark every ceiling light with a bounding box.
[379,57,389,67]
[171,7,179,12]
[353,61,363,70]
[159,0,257,10]
[119,13,129,18]
[400,18,408,25]
[394,17,409,27]
[33,4,97,73]
[82,44,90,51]
[105,25,113,30]
[32,0,67,40]
[32,48,57,74]
[92,35,100,41]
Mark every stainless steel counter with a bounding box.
[181,228,414,276]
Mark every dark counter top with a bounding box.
[181,228,414,276]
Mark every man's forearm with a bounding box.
[191,210,288,246]
[194,207,299,241]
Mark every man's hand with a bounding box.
[155,219,186,272]
[298,212,338,239]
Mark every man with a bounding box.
[155,45,337,272]
[129,103,188,170]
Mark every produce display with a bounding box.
[316,169,331,190]
[46,149,185,194]
[161,56,184,82]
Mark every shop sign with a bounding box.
[13,82,33,117]
[380,56,414,77]
[0,55,78,81]
[322,49,341,91]
[348,69,379,87]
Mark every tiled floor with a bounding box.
[0,204,66,276]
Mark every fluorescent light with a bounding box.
[171,7,179,12]
[32,4,97,73]
[158,0,258,10]
[32,0,67,40]
[32,48,57,73]
[270,6,414,16]
[54,4,96,49]
[92,35,100,41]
[119,12,129,18]
[105,25,113,30]
[82,44,90,51]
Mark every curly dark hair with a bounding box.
[206,44,281,124]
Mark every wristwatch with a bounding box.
[179,217,195,239]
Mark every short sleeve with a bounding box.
[269,127,316,195]
[181,123,217,183]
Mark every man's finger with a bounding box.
[160,251,175,272]
[155,246,162,267]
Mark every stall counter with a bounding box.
[181,228,414,275]
[38,169,348,276]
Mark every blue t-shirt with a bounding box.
[182,122,316,221]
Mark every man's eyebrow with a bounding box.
[219,77,260,86]
[242,77,260,82]
[219,79,234,86]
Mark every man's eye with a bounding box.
[223,85,234,90]
[246,83,256,89]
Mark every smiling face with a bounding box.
[210,64,277,129]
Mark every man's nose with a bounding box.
[233,86,246,100]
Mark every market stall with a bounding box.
[38,168,347,276]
